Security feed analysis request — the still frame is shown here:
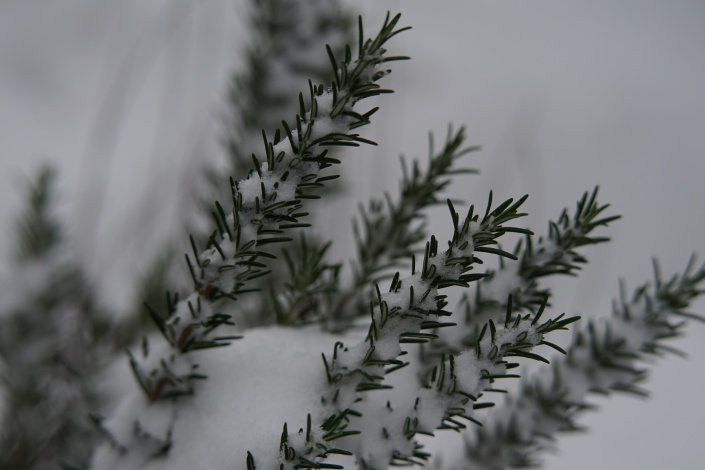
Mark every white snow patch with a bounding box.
[92,326,353,470]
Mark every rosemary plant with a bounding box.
[460,257,705,469]
[95,12,413,463]
[8,5,695,470]
[421,188,621,369]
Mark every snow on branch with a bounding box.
[225,0,354,179]
[459,256,705,470]
[324,195,532,406]
[129,10,410,403]
[324,295,581,470]
[332,126,480,323]
[251,193,572,469]
[478,186,620,320]
[98,11,410,462]
[267,126,481,328]
[423,188,619,367]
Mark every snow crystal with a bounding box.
[530,237,561,267]
[481,266,524,304]
[264,169,296,201]
[415,387,450,432]
[331,341,368,372]
[234,173,263,206]
[340,399,417,470]
[381,272,438,313]
[453,350,484,395]
[314,91,334,115]
[369,315,405,359]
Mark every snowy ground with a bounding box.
[2,0,705,468]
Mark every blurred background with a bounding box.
[1,0,704,468]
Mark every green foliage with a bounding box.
[267,235,341,326]
[464,257,705,469]
[129,11,411,406]
[225,0,354,179]
[419,188,621,370]
[0,165,107,470]
[14,165,62,261]
[332,126,480,323]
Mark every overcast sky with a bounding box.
[1,1,704,468]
